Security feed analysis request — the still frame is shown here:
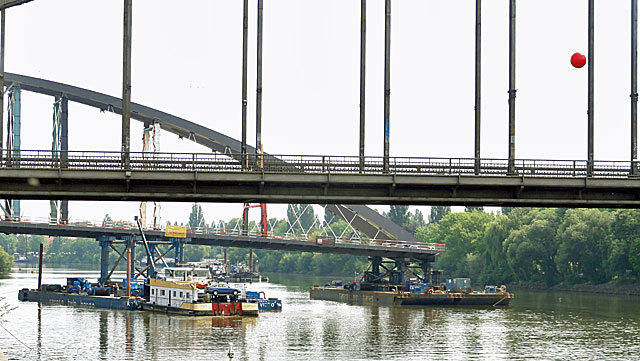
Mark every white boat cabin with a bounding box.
[162,266,211,283]
[148,278,202,308]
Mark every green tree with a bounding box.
[102,214,113,227]
[188,203,205,230]
[418,211,493,277]
[503,211,560,285]
[0,246,13,278]
[556,209,612,283]
[384,206,410,228]
[429,206,451,224]
[465,206,484,213]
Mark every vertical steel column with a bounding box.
[242,203,253,272]
[359,0,366,172]
[61,96,68,222]
[99,237,111,285]
[130,238,136,276]
[371,256,382,277]
[256,0,263,167]
[383,0,391,172]
[126,246,131,297]
[50,99,60,223]
[242,0,249,170]
[37,243,43,291]
[474,0,481,174]
[394,259,406,285]
[8,86,20,218]
[173,239,184,265]
[508,0,517,175]
[0,10,4,163]
[122,0,132,169]
[587,0,595,175]
[632,0,638,175]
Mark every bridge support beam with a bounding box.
[5,85,20,219]
[0,9,4,163]
[359,0,366,172]
[126,238,136,277]
[383,0,391,172]
[392,258,407,285]
[587,0,595,176]
[121,0,132,169]
[632,0,638,175]
[474,0,481,174]
[51,96,68,224]
[371,256,382,277]
[241,0,249,170]
[99,236,113,285]
[172,238,184,266]
[507,0,516,175]
[256,0,263,168]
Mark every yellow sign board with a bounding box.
[165,225,187,238]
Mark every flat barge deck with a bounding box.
[310,286,513,306]
[18,288,139,310]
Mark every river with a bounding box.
[0,268,639,360]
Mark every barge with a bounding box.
[310,286,512,306]
[18,277,258,316]
[18,286,139,310]
[310,276,513,307]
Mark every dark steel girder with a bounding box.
[5,73,249,158]
[0,0,33,9]
[0,220,437,261]
[2,168,640,207]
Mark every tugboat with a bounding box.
[246,291,282,311]
[140,279,258,316]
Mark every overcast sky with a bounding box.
[3,0,634,226]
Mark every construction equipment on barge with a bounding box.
[310,256,513,306]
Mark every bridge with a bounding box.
[1,73,640,208]
[0,216,443,285]
[3,148,640,207]
[1,0,640,287]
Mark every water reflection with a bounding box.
[4,271,640,360]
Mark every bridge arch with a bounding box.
[4,72,418,243]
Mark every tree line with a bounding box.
[2,204,639,284]
[421,206,640,286]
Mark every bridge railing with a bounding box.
[2,150,637,178]
[1,216,445,254]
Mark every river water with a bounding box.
[0,268,639,360]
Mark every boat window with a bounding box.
[151,289,155,295]
[186,293,190,299]
[173,291,176,297]
[180,292,183,298]
[161,290,165,296]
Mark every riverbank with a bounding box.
[508,281,640,296]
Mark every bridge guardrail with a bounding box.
[0,216,445,254]
[1,150,636,178]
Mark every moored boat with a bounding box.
[141,278,258,316]
[310,278,513,307]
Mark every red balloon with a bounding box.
[571,52,587,68]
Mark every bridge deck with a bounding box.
[0,220,442,261]
[1,150,640,207]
